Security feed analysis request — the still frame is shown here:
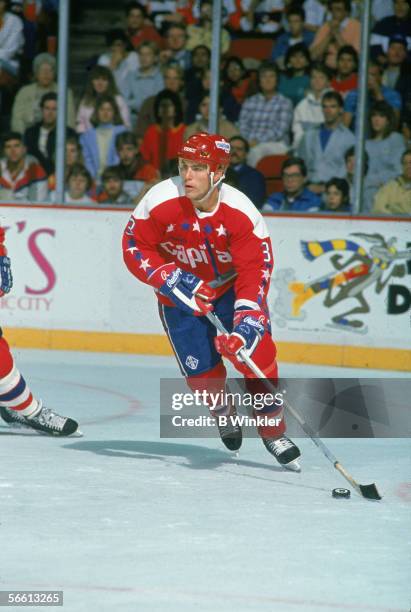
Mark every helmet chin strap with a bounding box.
[195,169,225,203]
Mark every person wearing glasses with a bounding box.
[262,157,321,212]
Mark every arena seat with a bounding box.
[256,154,288,194]
[227,37,274,61]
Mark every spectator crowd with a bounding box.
[0,0,410,215]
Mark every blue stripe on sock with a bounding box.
[0,376,27,402]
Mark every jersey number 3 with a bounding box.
[262,241,271,263]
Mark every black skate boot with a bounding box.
[262,436,301,471]
[215,400,242,452]
[0,406,26,427]
[0,403,80,437]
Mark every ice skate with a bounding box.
[262,435,301,471]
[0,405,27,428]
[215,401,242,452]
[0,403,81,437]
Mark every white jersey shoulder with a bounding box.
[220,182,269,239]
[132,176,184,220]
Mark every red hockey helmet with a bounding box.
[177,132,231,171]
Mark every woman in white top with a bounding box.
[76,65,131,133]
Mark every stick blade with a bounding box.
[359,483,382,500]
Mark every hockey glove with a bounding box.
[214,308,266,371]
[154,264,216,316]
[0,256,12,297]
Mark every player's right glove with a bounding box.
[150,263,216,316]
[0,255,13,297]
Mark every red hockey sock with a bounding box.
[0,337,39,416]
[186,361,229,415]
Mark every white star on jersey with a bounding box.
[192,221,200,232]
[258,285,265,298]
[139,258,151,271]
[216,224,227,237]
[261,269,271,281]
[166,224,175,233]
[127,246,139,254]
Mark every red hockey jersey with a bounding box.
[122,177,273,309]
[0,226,6,257]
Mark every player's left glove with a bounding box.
[0,255,13,297]
[152,263,216,316]
[214,307,266,371]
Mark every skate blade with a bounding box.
[283,459,301,472]
[71,429,84,438]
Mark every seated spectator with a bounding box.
[343,146,375,213]
[11,53,75,134]
[381,34,411,115]
[135,64,186,139]
[160,23,191,71]
[48,136,84,193]
[370,0,411,58]
[124,1,163,50]
[298,90,355,193]
[76,66,131,134]
[366,101,406,193]
[310,0,360,70]
[322,177,351,212]
[184,93,239,141]
[220,57,254,122]
[344,61,402,130]
[330,45,358,97]
[372,149,411,215]
[79,95,127,180]
[97,166,132,205]
[292,62,332,149]
[64,164,95,205]
[140,89,186,175]
[382,34,409,88]
[278,43,311,107]
[186,0,231,54]
[126,41,164,124]
[24,92,77,176]
[229,135,266,209]
[0,131,48,202]
[97,29,139,100]
[113,131,158,198]
[263,156,321,212]
[271,4,315,67]
[184,44,210,91]
[239,61,293,167]
[0,0,23,87]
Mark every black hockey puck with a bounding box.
[332,488,351,499]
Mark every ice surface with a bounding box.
[0,349,409,612]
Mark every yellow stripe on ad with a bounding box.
[3,328,410,372]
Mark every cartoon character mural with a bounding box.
[272,233,411,333]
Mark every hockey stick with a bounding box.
[206,311,382,501]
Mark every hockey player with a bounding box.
[0,226,79,436]
[122,132,300,469]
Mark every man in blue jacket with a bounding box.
[262,157,321,212]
